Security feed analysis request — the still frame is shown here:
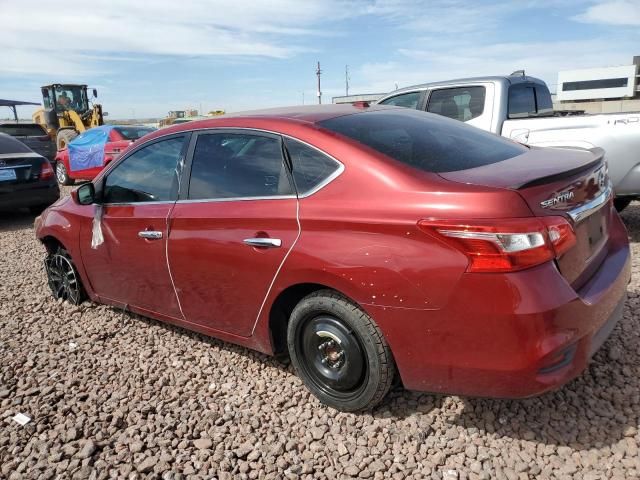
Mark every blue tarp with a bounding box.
[68,126,114,172]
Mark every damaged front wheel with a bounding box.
[45,248,85,305]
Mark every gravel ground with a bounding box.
[1,193,639,480]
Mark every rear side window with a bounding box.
[104,136,185,203]
[284,138,340,194]
[378,91,422,109]
[0,133,32,154]
[0,124,47,137]
[427,86,486,121]
[508,84,536,118]
[319,109,527,173]
[188,132,293,200]
[534,85,554,116]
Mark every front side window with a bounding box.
[104,136,185,203]
[188,132,293,200]
[284,138,340,194]
[319,109,527,173]
[508,84,536,118]
[53,85,89,113]
[427,86,486,121]
[378,91,422,109]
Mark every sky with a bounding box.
[1,0,639,119]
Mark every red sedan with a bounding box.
[35,105,630,411]
[53,125,155,186]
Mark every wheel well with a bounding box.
[269,283,335,355]
[40,236,64,255]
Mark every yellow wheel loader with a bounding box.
[32,84,105,150]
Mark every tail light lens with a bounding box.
[418,217,576,273]
[40,160,54,180]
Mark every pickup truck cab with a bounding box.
[377,74,640,210]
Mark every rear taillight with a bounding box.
[417,217,576,273]
[40,161,54,180]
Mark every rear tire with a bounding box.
[45,247,85,305]
[287,290,395,411]
[55,161,74,186]
[56,129,78,151]
[614,197,632,212]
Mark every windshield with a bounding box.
[114,126,156,140]
[54,85,89,113]
[319,109,527,173]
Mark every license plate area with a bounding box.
[586,212,606,251]
[0,169,17,182]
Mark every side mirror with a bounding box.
[103,112,109,117]
[75,182,96,205]
[92,88,98,98]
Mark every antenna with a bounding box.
[345,65,350,96]
[316,61,322,104]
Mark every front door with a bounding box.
[80,134,188,317]
[168,130,299,336]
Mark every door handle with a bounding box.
[138,230,163,240]
[243,238,282,248]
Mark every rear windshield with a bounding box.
[319,109,527,173]
[114,126,155,140]
[0,133,33,154]
[0,124,47,137]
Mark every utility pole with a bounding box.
[316,61,322,104]
[302,92,305,105]
[345,65,350,96]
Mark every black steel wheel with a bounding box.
[45,248,84,305]
[287,290,395,411]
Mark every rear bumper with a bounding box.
[366,210,631,398]
[0,181,60,210]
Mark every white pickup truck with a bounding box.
[377,74,640,210]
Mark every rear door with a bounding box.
[168,130,299,337]
[79,134,188,317]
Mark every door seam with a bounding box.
[250,198,301,336]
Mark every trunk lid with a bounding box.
[439,147,612,287]
[0,153,48,187]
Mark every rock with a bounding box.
[194,438,213,450]
[77,440,96,459]
[137,456,157,473]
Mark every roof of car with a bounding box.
[218,103,399,122]
[152,103,401,138]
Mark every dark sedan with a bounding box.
[0,133,59,213]
[0,123,55,161]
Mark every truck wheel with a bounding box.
[287,290,395,412]
[55,162,75,186]
[56,129,78,150]
[614,198,632,212]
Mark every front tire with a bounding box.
[55,161,74,186]
[45,247,85,305]
[56,129,78,150]
[287,290,395,411]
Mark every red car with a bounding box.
[53,125,155,186]
[35,105,630,411]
